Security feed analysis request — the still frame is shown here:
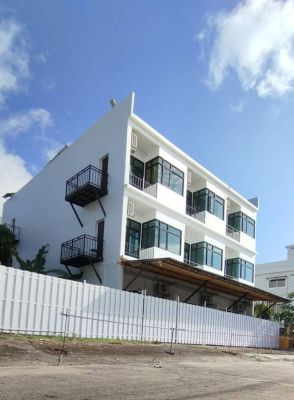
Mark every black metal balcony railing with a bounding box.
[125,242,140,259]
[60,234,103,267]
[65,165,108,207]
[4,224,20,242]
[185,206,206,223]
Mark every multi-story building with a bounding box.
[256,245,294,302]
[3,93,284,314]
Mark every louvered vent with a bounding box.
[127,201,135,217]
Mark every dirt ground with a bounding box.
[1,334,294,400]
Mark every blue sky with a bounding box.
[1,0,294,264]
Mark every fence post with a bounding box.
[140,290,146,341]
[229,332,234,349]
[175,296,179,344]
[62,307,70,353]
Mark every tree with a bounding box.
[254,302,274,320]
[13,244,49,274]
[0,224,15,266]
[13,244,81,280]
[274,292,294,328]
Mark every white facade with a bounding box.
[255,245,294,300]
[3,93,258,312]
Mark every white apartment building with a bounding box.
[3,93,284,314]
[256,245,294,301]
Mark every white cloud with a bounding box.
[0,140,32,214]
[0,107,58,214]
[0,19,29,106]
[0,18,62,215]
[206,0,294,97]
[0,108,53,139]
[230,100,246,113]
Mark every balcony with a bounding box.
[60,234,103,267]
[226,225,241,242]
[65,165,108,207]
[4,223,20,243]
[129,173,157,198]
[184,259,204,270]
[185,206,206,224]
[125,242,140,258]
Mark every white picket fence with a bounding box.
[0,265,280,348]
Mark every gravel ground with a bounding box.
[1,334,294,399]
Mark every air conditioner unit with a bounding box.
[131,132,138,150]
[187,170,192,185]
[127,201,135,217]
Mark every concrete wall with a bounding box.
[3,94,135,289]
[256,246,294,299]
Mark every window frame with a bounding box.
[141,219,182,255]
[125,218,141,258]
[226,257,254,283]
[130,156,144,180]
[193,188,225,220]
[191,241,223,271]
[269,277,286,288]
[145,156,184,196]
[228,211,256,238]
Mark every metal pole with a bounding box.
[169,328,175,354]
[175,296,179,344]
[140,290,146,341]
[62,308,69,353]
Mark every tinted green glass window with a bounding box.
[192,241,223,270]
[186,191,193,208]
[228,212,255,238]
[168,233,181,254]
[125,219,141,258]
[184,243,190,261]
[226,258,254,282]
[193,189,224,219]
[145,156,184,195]
[141,219,182,255]
[130,156,144,179]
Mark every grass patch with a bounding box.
[0,332,152,345]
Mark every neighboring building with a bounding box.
[2,93,284,314]
[256,245,294,302]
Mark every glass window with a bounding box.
[141,219,182,255]
[186,191,193,209]
[191,241,223,270]
[228,212,255,238]
[226,259,240,279]
[226,258,254,283]
[269,278,286,288]
[193,189,224,220]
[184,242,190,261]
[130,156,144,179]
[168,232,181,254]
[162,166,170,187]
[145,157,184,195]
[125,219,141,258]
